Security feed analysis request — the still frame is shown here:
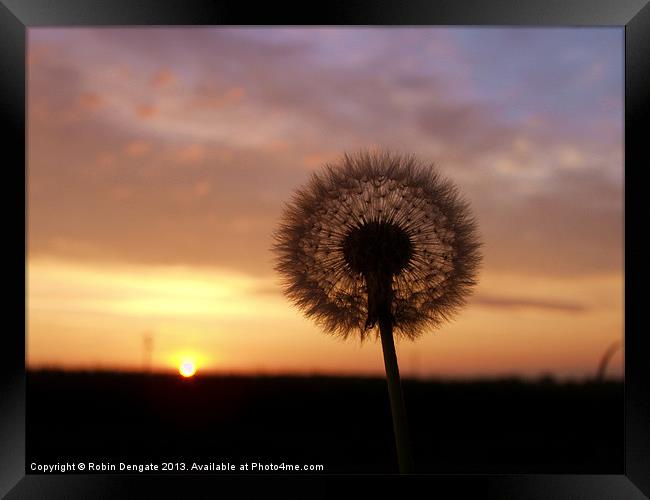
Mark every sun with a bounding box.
[179,360,197,378]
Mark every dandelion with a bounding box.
[273,151,481,473]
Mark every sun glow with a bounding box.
[27,258,289,320]
[179,360,197,378]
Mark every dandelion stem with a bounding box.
[378,312,415,474]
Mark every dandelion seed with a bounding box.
[272,150,482,473]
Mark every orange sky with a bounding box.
[26,28,624,378]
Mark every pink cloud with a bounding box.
[110,186,134,200]
[123,140,152,157]
[193,180,211,197]
[135,104,158,119]
[302,152,339,169]
[195,84,246,108]
[78,92,105,111]
[174,144,207,164]
[150,69,177,89]
[96,152,116,168]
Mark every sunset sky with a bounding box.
[27,27,623,378]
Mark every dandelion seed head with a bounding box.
[273,150,482,340]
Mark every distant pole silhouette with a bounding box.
[596,340,622,381]
[143,332,154,373]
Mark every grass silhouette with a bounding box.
[27,370,622,474]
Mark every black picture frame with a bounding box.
[1,0,648,498]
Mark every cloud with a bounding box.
[135,103,158,119]
[193,181,211,197]
[110,186,134,200]
[26,28,623,280]
[95,152,116,168]
[123,140,152,157]
[472,294,588,313]
[150,69,177,88]
[302,153,334,169]
[78,92,105,111]
[173,144,207,164]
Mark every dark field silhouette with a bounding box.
[27,370,622,474]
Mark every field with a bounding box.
[27,371,623,474]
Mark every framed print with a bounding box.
[1,0,649,498]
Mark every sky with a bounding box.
[27,27,624,378]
